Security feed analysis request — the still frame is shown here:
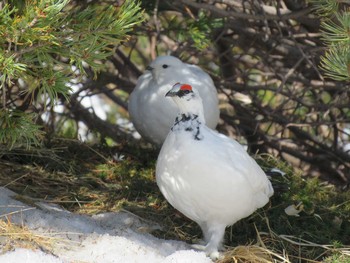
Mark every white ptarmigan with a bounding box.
[128,56,220,145]
[156,83,274,259]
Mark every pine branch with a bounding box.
[0,110,44,149]
[321,44,350,81]
[310,0,350,81]
[0,0,144,148]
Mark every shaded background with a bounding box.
[63,0,350,185]
[1,0,350,184]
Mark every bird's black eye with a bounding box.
[162,64,169,69]
[178,89,191,97]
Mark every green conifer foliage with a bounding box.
[310,0,350,81]
[0,0,144,149]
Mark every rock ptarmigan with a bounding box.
[128,56,220,145]
[156,83,274,259]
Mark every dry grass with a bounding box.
[218,229,350,263]
[0,216,55,254]
[219,245,288,263]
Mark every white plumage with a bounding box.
[156,83,274,259]
[128,56,219,145]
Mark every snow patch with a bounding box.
[0,187,211,263]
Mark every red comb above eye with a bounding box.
[180,84,192,91]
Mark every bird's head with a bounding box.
[165,83,205,123]
[165,83,194,98]
[146,56,183,83]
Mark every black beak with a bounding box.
[165,82,182,97]
[146,65,153,71]
[165,90,177,97]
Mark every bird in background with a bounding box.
[128,55,220,145]
[156,83,274,259]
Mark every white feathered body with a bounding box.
[128,58,219,145]
[156,124,273,227]
[155,83,273,259]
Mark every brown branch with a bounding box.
[180,0,313,21]
[67,96,132,143]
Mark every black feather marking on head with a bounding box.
[177,89,192,98]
